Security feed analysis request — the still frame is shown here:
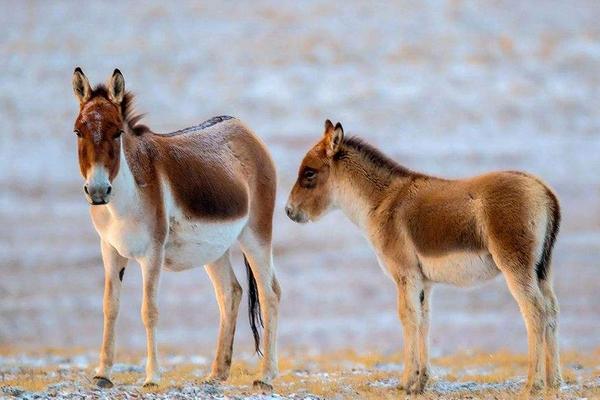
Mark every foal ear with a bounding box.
[108,69,125,104]
[324,120,344,157]
[72,67,91,104]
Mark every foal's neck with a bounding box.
[332,146,413,229]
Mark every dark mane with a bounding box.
[90,84,234,137]
[337,136,414,177]
[91,84,149,136]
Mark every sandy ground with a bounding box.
[1,1,600,398]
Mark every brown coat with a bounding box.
[286,120,561,394]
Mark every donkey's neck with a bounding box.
[105,137,140,219]
[332,150,411,229]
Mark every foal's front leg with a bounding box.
[395,274,425,394]
[139,251,163,387]
[94,240,128,388]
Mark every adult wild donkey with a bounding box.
[286,120,561,394]
[71,68,280,390]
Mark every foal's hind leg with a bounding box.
[539,274,562,388]
[239,229,281,391]
[497,263,546,393]
[417,283,432,390]
[204,250,243,382]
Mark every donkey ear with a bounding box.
[325,120,344,157]
[108,69,125,104]
[72,67,91,104]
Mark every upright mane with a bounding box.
[338,136,414,178]
[90,84,149,136]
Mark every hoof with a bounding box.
[143,382,159,389]
[405,386,425,395]
[522,381,544,395]
[93,376,114,389]
[410,381,427,394]
[253,379,273,393]
[401,375,424,395]
[202,372,228,385]
[201,378,224,386]
[547,377,563,390]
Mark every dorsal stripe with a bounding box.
[160,116,235,137]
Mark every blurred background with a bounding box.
[1,1,599,358]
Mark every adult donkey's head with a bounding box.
[72,68,126,205]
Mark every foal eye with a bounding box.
[74,130,81,138]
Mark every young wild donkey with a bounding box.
[285,120,561,394]
[71,68,280,390]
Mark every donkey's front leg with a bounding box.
[139,251,163,387]
[395,274,425,394]
[94,240,128,388]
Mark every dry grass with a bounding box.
[1,348,599,399]
[0,368,55,392]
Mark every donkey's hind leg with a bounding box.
[239,229,281,391]
[539,274,562,388]
[204,250,243,382]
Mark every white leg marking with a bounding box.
[139,251,163,386]
[540,276,562,388]
[95,240,127,385]
[238,230,280,387]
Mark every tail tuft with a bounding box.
[244,254,263,356]
[536,189,561,281]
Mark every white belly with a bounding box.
[163,216,247,271]
[419,251,500,286]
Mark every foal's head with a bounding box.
[72,68,126,205]
[285,119,344,223]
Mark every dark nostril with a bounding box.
[285,206,294,218]
[106,186,112,195]
[83,185,89,195]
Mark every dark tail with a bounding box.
[244,253,263,356]
[536,189,561,281]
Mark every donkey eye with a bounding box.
[304,169,316,179]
